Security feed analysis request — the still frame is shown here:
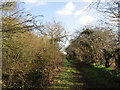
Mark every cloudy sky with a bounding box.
[17,0,104,34]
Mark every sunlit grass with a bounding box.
[80,63,120,88]
[49,59,84,89]
[49,59,120,88]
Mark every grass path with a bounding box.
[49,59,86,89]
[49,59,120,89]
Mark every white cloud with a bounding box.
[65,2,75,11]
[74,9,86,16]
[3,0,107,3]
[20,0,37,3]
[81,0,98,2]
[56,2,75,15]
[78,15,94,25]
[20,0,46,5]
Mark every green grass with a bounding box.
[79,63,120,88]
[49,58,120,88]
[49,59,84,89]
[67,58,120,88]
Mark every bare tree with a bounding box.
[38,20,68,50]
[90,0,120,43]
[0,1,43,35]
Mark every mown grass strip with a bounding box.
[49,59,85,89]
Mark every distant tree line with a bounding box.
[66,27,120,71]
[66,0,120,72]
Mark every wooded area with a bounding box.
[0,0,120,89]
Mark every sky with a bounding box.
[18,0,104,34]
[2,0,106,48]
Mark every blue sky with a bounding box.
[19,0,104,34]
[17,0,106,48]
[3,0,116,51]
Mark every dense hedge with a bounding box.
[2,32,63,89]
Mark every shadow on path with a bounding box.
[49,59,92,89]
[68,59,98,88]
[49,58,120,89]
[68,58,120,88]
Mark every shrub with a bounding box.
[2,31,63,89]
